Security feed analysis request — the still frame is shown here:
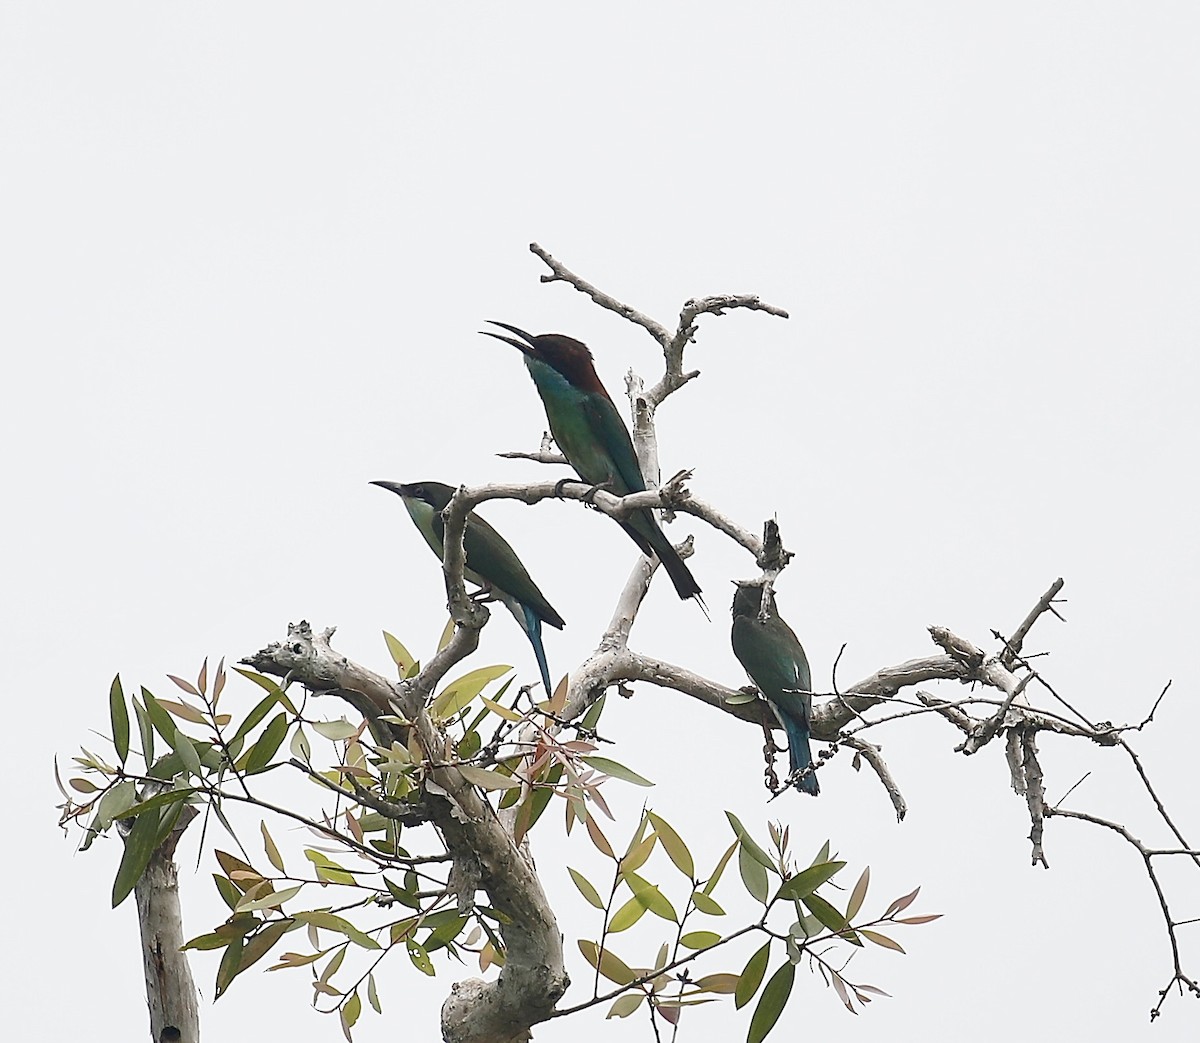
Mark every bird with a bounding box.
[370,480,565,694]
[730,581,819,796]
[480,321,703,606]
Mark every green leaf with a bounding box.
[304,850,358,887]
[109,676,130,764]
[432,665,512,720]
[261,820,285,874]
[229,689,282,747]
[626,874,678,922]
[293,910,381,950]
[111,804,162,907]
[236,884,303,912]
[739,844,770,904]
[725,812,775,870]
[214,935,245,999]
[382,631,416,673]
[735,942,771,1009]
[406,940,435,975]
[580,693,606,731]
[648,812,694,879]
[312,719,359,741]
[578,939,635,985]
[133,696,154,765]
[244,713,288,774]
[581,756,653,787]
[122,786,195,821]
[619,832,657,874]
[860,929,905,953]
[747,961,795,1043]
[437,616,456,652]
[694,973,740,994]
[680,931,720,950]
[568,867,605,909]
[775,861,846,903]
[690,890,726,916]
[607,992,645,1019]
[846,866,870,921]
[342,990,362,1036]
[367,973,381,1014]
[704,839,739,896]
[607,894,648,933]
[141,689,179,745]
[93,780,137,831]
[801,892,847,933]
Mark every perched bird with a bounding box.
[370,480,565,694]
[730,582,819,796]
[481,321,703,605]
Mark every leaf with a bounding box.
[157,698,208,725]
[648,812,694,879]
[578,939,635,985]
[619,832,657,874]
[625,874,678,923]
[261,821,285,873]
[739,845,770,904]
[896,914,942,925]
[607,992,645,1019]
[312,719,360,741]
[581,756,653,787]
[457,765,522,791]
[830,969,856,1013]
[133,696,154,765]
[585,815,614,858]
[860,929,905,953]
[580,693,606,731]
[437,616,456,652]
[801,892,847,933]
[607,894,648,933]
[680,931,720,950]
[111,800,174,907]
[690,890,726,916]
[341,990,362,1040]
[568,867,605,910]
[432,665,512,719]
[846,866,870,921]
[883,886,920,919]
[293,910,380,950]
[228,690,282,747]
[704,839,739,896]
[367,973,381,1014]
[236,884,303,913]
[93,781,138,830]
[109,676,130,764]
[479,696,523,722]
[289,724,311,762]
[167,673,201,697]
[382,631,415,673]
[244,713,288,773]
[304,850,358,887]
[214,936,245,999]
[695,973,740,994]
[774,861,846,903]
[69,778,99,794]
[735,942,771,1009]
[406,940,435,976]
[725,812,775,870]
[747,960,795,1043]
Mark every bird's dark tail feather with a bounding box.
[621,513,703,603]
[521,604,554,695]
[782,714,820,797]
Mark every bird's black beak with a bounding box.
[480,320,537,355]
[369,480,409,497]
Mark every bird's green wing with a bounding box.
[432,510,565,629]
[578,393,648,495]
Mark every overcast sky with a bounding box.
[6,3,1199,1041]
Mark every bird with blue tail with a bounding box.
[370,480,565,695]
[480,321,704,609]
[730,581,820,796]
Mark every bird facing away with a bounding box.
[480,321,703,605]
[370,480,565,694]
[730,582,819,796]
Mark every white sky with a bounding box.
[5,3,1198,1041]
